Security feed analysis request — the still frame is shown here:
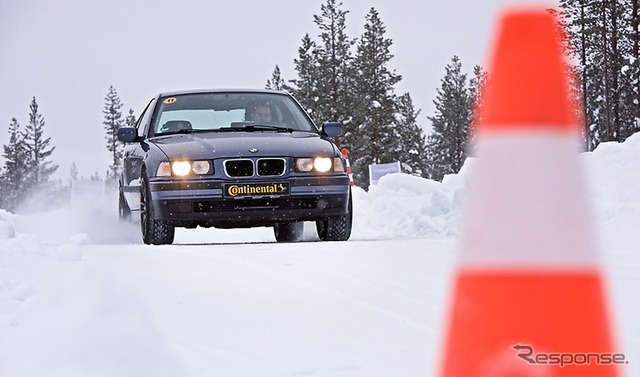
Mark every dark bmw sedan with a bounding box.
[117,89,352,245]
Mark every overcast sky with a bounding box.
[1,0,555,180]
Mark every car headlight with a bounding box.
[313,157,332,172]
[191,161,212,175]
[295,157,333,173]
[172,161,192,176]
[295,158,314,172]
[157,160,213,176]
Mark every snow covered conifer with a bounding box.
[288,34,320,117]
[125,108,136,128]
[0,118,30,210]
[69,162,78,185]
[103,85,124,185]
[266,65,287,91]
[557,0,640,149]
[312,0,355,128]
[23,97,58,190]
[426,56,472,182]
[350,7,402,186]
[467,64,488,155]
[393,93,429,178]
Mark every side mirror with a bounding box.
[117,127,139,143]
[322,122,343,138]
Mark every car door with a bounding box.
[121,98,156,212]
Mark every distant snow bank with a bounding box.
[352,132,640,241]
[582,132,640,236]
[350,164,469,240]
[0,210,16,239]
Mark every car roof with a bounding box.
[155,88,289,98]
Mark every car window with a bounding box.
[156,109,245,131]
[151,93,317,135]
[137,98,155,138]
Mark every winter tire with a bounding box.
[316,190,352,241]
[140,173,175,245]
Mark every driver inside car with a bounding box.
[246,102,273,123]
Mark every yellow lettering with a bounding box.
[226,183,288,197]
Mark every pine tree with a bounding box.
[0,118,29,210]
[632,0,640,134]
[266,65,287,91]
[426,56,472,181]
[103,85,124,184]
[288,34,320,116]
[287,3,429,187]
[394,93,429,178]
[23,97,58,190]
[125,108,137,128]
[554,1,593,147]
[547,8,587,150]
[558,0,639,150]
[288,0,355,151]
[69,162,78,184]
[312,0,355,126]
[467,65,488,155]
[618,0,640,139]
[350,7,402,186]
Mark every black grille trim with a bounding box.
[257,158,286,176]
[224,159,254,177]
[193,197,319,212]
[223,158,287,178]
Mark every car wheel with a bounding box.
[140,173,175,245]
[316,191,352,241]
[274,221,303,243]
[118,184,131,221]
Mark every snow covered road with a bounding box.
[1,227,457,376]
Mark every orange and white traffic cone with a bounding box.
[438,9,622,377]
[341,148,355,186]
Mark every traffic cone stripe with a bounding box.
[441,270,616,376]
[341,148,355,186]
[479,11,576,132]
[461,136,598,267]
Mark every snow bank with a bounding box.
[351,133,640,242]
[0,210,16,239]
[351,166,469,240]
[583,132,640,236]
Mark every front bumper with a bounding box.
[148,175,350,228]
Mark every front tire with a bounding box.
[316,191,352,241]
[140,173,175,245]
[274,221,303,243]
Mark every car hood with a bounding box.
[150,131,339,160]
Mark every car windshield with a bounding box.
[152,92,318,136]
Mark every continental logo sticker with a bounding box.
[224,182,290,197]
[163,97,177,104]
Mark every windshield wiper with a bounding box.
[155,129,214,136]
[156,124,296,136]
[219,123,295,133]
